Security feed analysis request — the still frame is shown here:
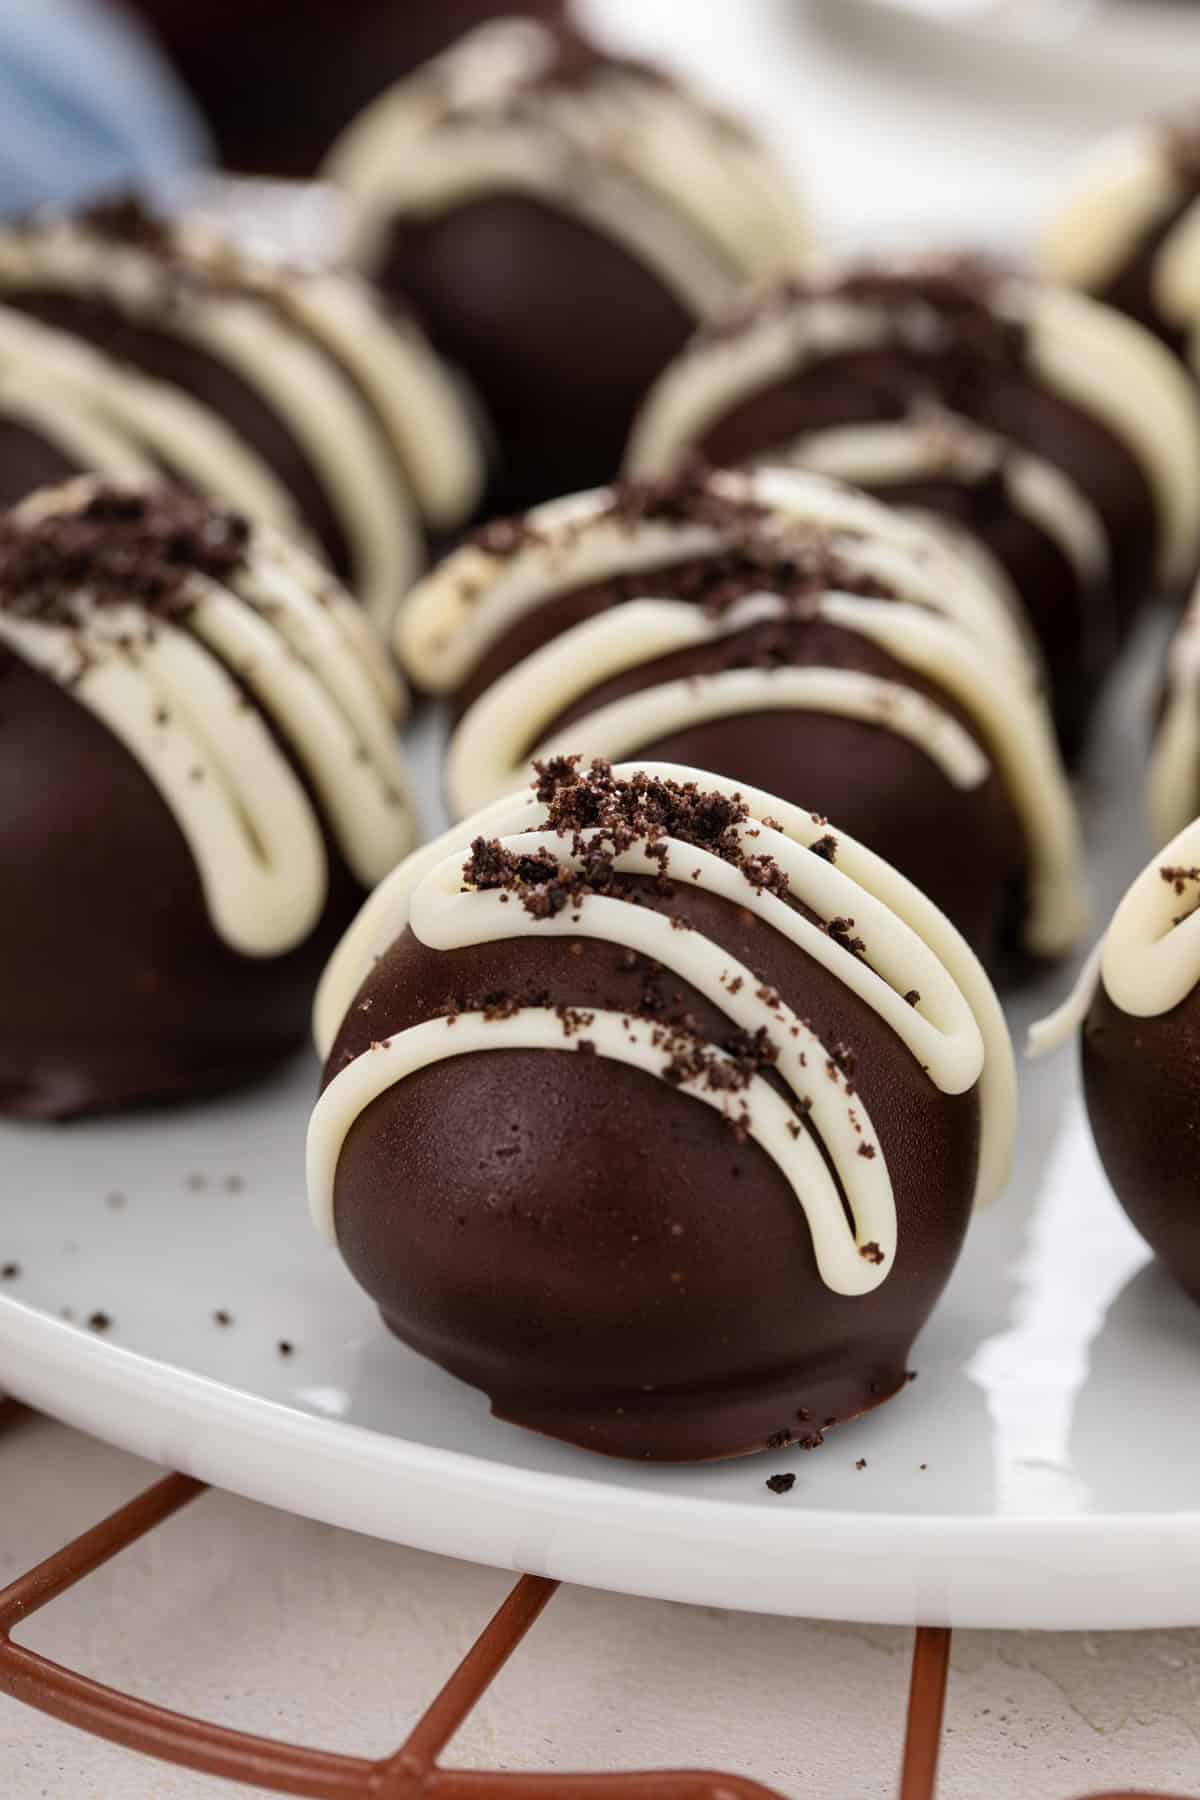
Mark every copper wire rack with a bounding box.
[0,1398,1189,1800]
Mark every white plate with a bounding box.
[4,646,1200,1633]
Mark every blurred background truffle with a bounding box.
[324,18,810,512]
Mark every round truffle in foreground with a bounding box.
[310,760,1014,1461]
[0,481,415,1119]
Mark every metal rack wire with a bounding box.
[0,1399,1189,1800]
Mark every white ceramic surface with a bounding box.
[4,633,1200,1633]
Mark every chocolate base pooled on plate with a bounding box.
[0,199,485,634]
[309,758,1015,1461]
[323,18,809,512]
[626,258,1200,756]
[398,464,1087,968]
[1033,819,1200,1305]
[0,480,415,1120]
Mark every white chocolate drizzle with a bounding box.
[0,360,156,484]
[0,301,304,537]
[1030,815,1200,1057]
[0,479,417,957]
[625,275,1200,589]
[0,217,485,629]
[325,18,809,322]
[398,465,1038,693]
[309,763,1016,1297]
[401,467,1085,956]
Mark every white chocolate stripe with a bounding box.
[312,761,1013,1218]
[1035,286,1200,588]
[626,283,1200,588]
[248,530,406,724]
[397,465,1039,694]
[0,234,429,627]
[782,418,1110,592]
[453,639,987,815]
[4,479,417,954]
[327,20,808,302]
[0,602,328,955]
[344,128,742,321]
[184,579,415,894]
[1038,122,1200,339]
[445,591,1087,957]
[0,303,307,542]
[1031,812,1200,1056]
[308,1009,890,1295]
[0,369,155,482]
[180,292,424,631]
[416,828,983,1095]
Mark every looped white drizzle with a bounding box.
[309,763,1015,1296]
[1030,813,1200,1060]
[0,479,417,957]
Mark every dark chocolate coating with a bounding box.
[455,561,1027,963]
[1083,981,1200,1303]
[692,334,1154,749]
[0,417,84,511]
[541,618,1027,964]
[325,873,981,1461]
[0,649,359,1118]
[127,0,564,177]
[378,194,699,514]
[6,290,351,579]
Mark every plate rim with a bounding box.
[6,1294,1200,1632]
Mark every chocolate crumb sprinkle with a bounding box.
[765,1472,795,1495]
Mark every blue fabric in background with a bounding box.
[0,0,208,215]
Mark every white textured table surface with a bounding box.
[7,3,1200,1795]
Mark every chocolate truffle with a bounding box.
[626,259,1200,755]
[309,758,1015,1461]
[0,200,485,632]
[1033,822,1200,1304]
[0,479,415,1119]
[1040,112,1200,360]
[398,464,1086,966]
[323,19,809,512]
[126,0,565,178]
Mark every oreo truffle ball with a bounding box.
[626,259,1200,756]
[126,0,564,177]
[0,200,485,634]
[309,759,1015,1461]
[1041,111,1200,361]
[323,19,809,513]
[398,465,1086,967]
[1034,821,1200,1304]
[0,481,415,1119]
